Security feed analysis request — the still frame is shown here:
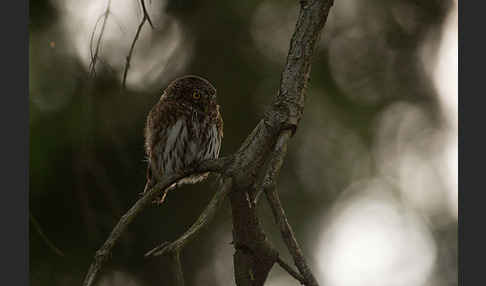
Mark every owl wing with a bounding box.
[215,104,223,139]
[214,104,223,157]
[145,98,181,182]
[197,103,223,161]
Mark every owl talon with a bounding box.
[152,190,169,205]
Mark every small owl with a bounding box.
[143,75,223,204]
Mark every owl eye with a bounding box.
[192,91,201,100]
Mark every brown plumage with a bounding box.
[143,75,223,204]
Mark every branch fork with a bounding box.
[82,0,334,285]
[82,158,231,286]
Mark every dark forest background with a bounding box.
[29,0,458,285]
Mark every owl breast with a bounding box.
[149,111,222,186]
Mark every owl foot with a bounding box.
[153,190,169,205]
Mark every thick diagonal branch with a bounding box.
[82,157,231,286]
[270,0,334,130]
[255,0,337,281]
[227,0,334,285]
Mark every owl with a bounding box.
[143,75,223,204]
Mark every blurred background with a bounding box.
[29,0,458,285]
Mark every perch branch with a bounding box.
[145,178,233,257]
[82,157,231,286]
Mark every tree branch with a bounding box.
[226,0,334,284]
[121,0,156,89]
[82,157,231,286]
[169,250,185,286]
[145,177,233,257]
[144,177,232,286]
[88,0,112,78]
[270,0,334,131]
[82,0,334,283]
[122,17,146,89]
[277,256,306,285]
[140,0,155,29]
[262,131,319,286]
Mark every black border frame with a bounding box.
[2,0,29,285]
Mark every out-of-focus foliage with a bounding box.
[29,0,457,285]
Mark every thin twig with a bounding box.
[121,0,155,89]
[169,250,185,286]
[262,131,320,286]
[144,176,233,286]
[140,0,155,29]
[145,178,233,257]
[122,16,147,89]
[265,184,318,286]
[277,256,306,285]
[88,15,105,76]
[89,0,112,78]
[29,213,65,257]
[82,157,231,286]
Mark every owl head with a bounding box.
[163,75,217,113]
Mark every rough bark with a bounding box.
[227,0,334,285]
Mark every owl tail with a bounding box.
[142,165,171,205]
[142,165,154,195]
